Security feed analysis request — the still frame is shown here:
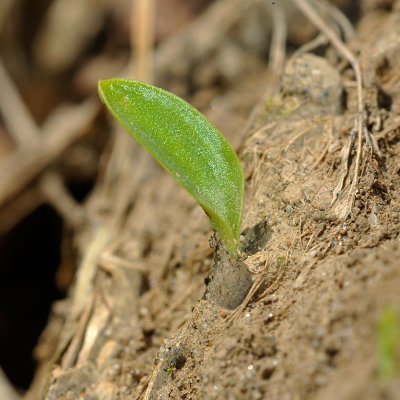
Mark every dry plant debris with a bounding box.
[0,1,399,400]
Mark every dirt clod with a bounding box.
[206,236,253,310]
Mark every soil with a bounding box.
[1,1,400,400]
[131,12,400,397]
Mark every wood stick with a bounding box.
[265,2,287,97]
[0,58,40,146]
[0,368,21,400]
[0,99,99,210]
[131,0,155,82]
[39,171,88,229]
[0,187,43,234]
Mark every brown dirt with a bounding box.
[4,2,399,400]
[127,8,400,400]
[136,27,400,399]
[47,5,400,400]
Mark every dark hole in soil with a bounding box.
[67,178,95,203]
[165,348,187,373]
[261,364,276,380]
[325,347,340,367]
[173,353,187,370]
[377,88,392,111]
[0,205,63,390]
[241,220,271,255]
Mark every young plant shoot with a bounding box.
[98,79,244,258]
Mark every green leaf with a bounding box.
[98,79,244,257]
[377,307,400,379]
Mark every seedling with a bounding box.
[98,79,244,258]
[377,307,400,379]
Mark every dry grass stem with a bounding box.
[292,0,380,219]
[265,1,287,97]
[61,294,96,369]
[0,57,92,228]
[319,0,354,40]
[0,368,21,400]
[39,171,88,229]
[131,0,155,82]
[0,58,40,146]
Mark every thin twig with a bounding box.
[0,187,43,234]
[294,0,353,55]
[331,127,356,204]
[0,99,98,209]
[227,248,290,323]
[70,226,112,320]
[310,122,332,170]
[375,115,400,139]
[0,368,21,400]
[39,171,88,229]
[0,60,95,228]
[0,57,39,146]
[61,294,96,369]
[256,255,287,300]
[343,115,363,218]
[292,0,375,218]
[142,361,162,400]
[265,1,287,96]
[292,0,364,117]
[131,0,155,82]
[294,33,329,56]
[99,252,148,273]
[319,0,354,41]
[0,55,96,227]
